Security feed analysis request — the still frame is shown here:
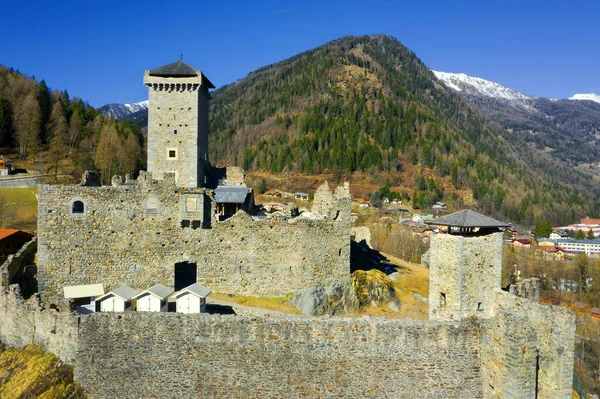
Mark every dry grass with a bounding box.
[0,344,84,399]
[345,254,429,319]
[0,186,38,233]
[211,293,303,315]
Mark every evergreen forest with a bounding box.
[0,66,145,183]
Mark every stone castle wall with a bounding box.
[0,285,483,399]
[0,288,79,363]
[429,232,503,321]
[480,290,575,399]
[0,237,36,290]
[75,313,483,399]
[37,173,351,300]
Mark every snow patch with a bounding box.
[433,71,535,104]
[569,93,600,104]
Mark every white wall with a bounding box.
[176,293,202,314]
[137,294,161,312]
[100,296,126,312]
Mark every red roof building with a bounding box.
[0,229,34,262]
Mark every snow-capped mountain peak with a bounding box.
[569,93,600,104]
[99,100,148,120]
[432,71,535,105]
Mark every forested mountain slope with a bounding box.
[208,35,599,225]
[434,71,600,165]
[0,66,145,183]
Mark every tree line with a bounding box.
[0,66,144,183]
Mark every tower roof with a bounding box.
[148,60,215,88]
[425,209,509,228]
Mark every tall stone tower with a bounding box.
[426,209,508,321]
[144,60,214,188]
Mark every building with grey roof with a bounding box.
[97,285,139,312]
[214,186,254,220]
[426,209,508,235]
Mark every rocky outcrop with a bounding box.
[292,269,397,316]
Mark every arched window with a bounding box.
[146,197,160,214]
[72,200,85,214]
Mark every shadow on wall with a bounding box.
[351,239,402,275]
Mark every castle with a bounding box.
[36,60,352,301]
[0,61,575,398]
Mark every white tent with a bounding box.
[97,285,139,312]
[132,284,173,312]
[174,283,212,314]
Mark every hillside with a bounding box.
[207,35,599,225]
[434,71,600,165]
[0,66,145,184]
[0,343,84,399]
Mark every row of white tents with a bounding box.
[63,282,212,314]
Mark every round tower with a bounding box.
[143,60,215,188]
[426,209,508,321]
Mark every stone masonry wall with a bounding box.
[145,72,210,188]
[481,290,575,399]
[75,313,484,399]
[37,173,350,300]
[0,288,79,363]
[0,237,36,290]
[429,232,503,321]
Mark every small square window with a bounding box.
[173,129,178,135]
[169,150,176,158]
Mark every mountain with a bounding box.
[434,71,600,165]
[98,36,600,224]
[99,100,148,120]
[432,71,535,107]
[206,35,599,224]
[570,93,600,104]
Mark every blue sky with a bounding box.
[1,0,598,107]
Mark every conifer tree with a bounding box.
[47,101,68,180]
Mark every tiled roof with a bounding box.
[426,209,509,228]
[149,60,198,77]
[0,229,19,240]
[148,60,215,88]
[0,229,32,241]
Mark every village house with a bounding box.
[549,230,569,240]
[359,201,370,209]
[412,213,434,223]
[294,192,309,201]
[432,201,446,210]
[513,238,532,250]
[538,238,600,258]
[541,245,565,261]
[0,156,13,176]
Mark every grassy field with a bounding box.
[0,344,84,399]
[0,187,38,233]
